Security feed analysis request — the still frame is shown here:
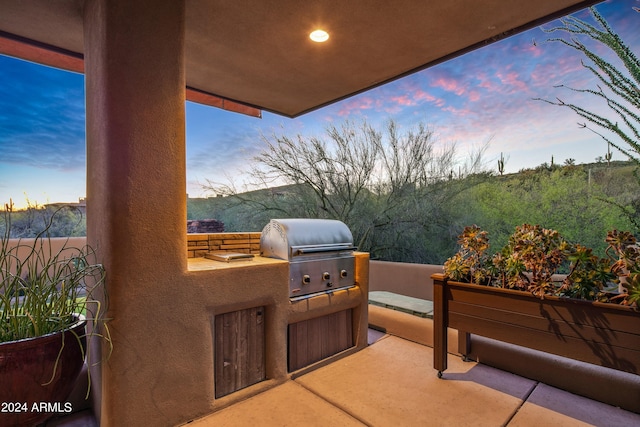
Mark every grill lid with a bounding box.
[260,218,354,260]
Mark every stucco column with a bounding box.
[84,0,186,425]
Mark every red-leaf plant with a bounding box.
[445,224,639,307]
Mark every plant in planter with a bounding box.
[443,225,492,285]
[443,223,638,305]
[0,202,110,427]
[434,223,640,386]
[605,230,640,306]
[561,243,615,301]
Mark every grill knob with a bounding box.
[340,270,348,278]
[302,275,311,285]
[322,272,331,280]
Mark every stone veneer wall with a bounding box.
[187,232,262,258]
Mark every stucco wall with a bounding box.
[369,260,442,301]
[5,234,368,424]
[3,237,89,275]
[7,234,261,262]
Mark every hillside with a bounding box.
[4,160,638,264]
[186,160,639,263]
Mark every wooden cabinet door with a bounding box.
[215,307,265,398]
[288,309,353,372]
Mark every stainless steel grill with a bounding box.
[260,219,356,298]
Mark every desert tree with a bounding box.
[537,5,640,229]
[537,6,639,162]
[205,119,488,261]
[1,201,86,238]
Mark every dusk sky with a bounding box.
[1,0,639,208]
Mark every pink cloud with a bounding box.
[442,105,472,116]
[390,95,417,106]
[519,43,544,58]
[384,82,446,111]
[475,72,496,90]
[336,96,374,116]
[414,89,438,103]
[435,98,446,107]
[432,76,466,96]
[425,68,491,105]
[496,71,529,93]
[530,55,585,88]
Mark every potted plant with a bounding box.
[0,202,110,427]
[433,224,640,380]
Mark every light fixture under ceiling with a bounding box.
[309,29,329,43]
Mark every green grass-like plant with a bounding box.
[1,201,111,397]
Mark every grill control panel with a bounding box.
[289,256,355,298]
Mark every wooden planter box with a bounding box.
[432,273,640,377]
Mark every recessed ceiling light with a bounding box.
[310,29,329,43]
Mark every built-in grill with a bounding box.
[260,219,356,299]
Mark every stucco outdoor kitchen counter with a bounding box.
[188,255,287,271]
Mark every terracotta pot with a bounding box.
[432,274,640,377]
[0,315,86,427]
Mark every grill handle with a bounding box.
[295,245,357,255]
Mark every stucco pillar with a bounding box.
[84,0,186,425]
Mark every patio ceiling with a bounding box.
[0,0,601,118]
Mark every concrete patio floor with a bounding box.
[46,329,640,426]
[188,330,640,427]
